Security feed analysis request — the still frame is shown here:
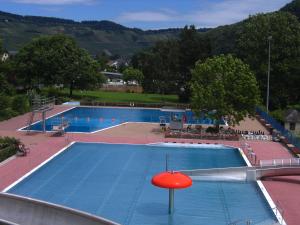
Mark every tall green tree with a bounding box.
[191,55,260,128]
[132,40,180,94]
[96,51,110,71]
[123,67,144,85]
[132,27,211,97]
[237,12,300,109]
[150,40,180,94]
[178,25,211,102]
[14,35,104,96]
[0,39,3,54]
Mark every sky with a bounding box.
[0,0,293,30]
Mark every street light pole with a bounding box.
[266,36,272,113]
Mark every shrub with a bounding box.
[206,126,219,133]
[0,146,18,162]
[0,136,20,148]
[0,137,21,162]
[45,87,60,97]
[55,96,71,105]
[0,94,11,109]
[0,108,18,121]
[11,95,30,114]
[270,109,284,124]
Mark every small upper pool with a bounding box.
[21,107,226,133]
[7,143,277,225]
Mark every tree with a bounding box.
[132,40,180,94]
[96,51,110,71]
[178,25,211,102]
[0,39,3,54]
[0,73,14,95]
[190,55,260,129]
[14,35,104,96]
[122,67,143,85]
[237,12,300,109]
[280,0,300,20]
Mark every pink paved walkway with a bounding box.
[0,106,299,225]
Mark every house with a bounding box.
[107,58,129,70]
[1,52,9,62]
[1,50,18,62]
[284,109,300,134]
[101,71,124,85]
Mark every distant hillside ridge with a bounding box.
[0,0,298,56]
[281,0,300,20]
[0,10,194,56]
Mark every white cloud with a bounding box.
[13,0,95,5]
[186,0,291,27]
[118,0,291,27]
[118,11,177,22]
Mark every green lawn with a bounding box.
[60,89,179,104]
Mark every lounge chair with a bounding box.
[17,144,29,156]
[52,120,69,136]
[52,125,66,136]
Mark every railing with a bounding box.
[256,107,300,149]
[79,100,190,109]
[32,97,55,111]
[260,158,300,167]
[241,134,272,141]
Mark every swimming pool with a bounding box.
[21,107,226,133]
[7,143,277,225]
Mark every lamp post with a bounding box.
[266,36,272,113]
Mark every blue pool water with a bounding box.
[8,143,277,225]
[23,107,225,132]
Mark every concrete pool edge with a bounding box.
[238,145,286,225]
[2,141,286,225]
[2,141,163,192]
[17,106,76,132]
[2,141,76,192]
[18,105,227,133]
[17,105,164,133]
[155,142,286,224]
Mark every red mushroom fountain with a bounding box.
[151,171,192,214]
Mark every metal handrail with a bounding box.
[31,97,55,111]
[256,107,300,149]
[260,158,300,167]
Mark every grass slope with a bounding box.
[60,89,178,103]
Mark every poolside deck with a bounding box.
[0,105,299,225]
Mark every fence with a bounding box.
[256,107,300,149]
[80,100,190,109]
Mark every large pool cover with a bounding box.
[7,143,277,225]
[22,107,226,132]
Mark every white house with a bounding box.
[101,71,124,85]
[1,52,9,62]
[284,109,300,135]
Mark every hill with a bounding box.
[0,11,209,56]
[202,0,300,56]
[281,0,300,19]
[0,0,298,57]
